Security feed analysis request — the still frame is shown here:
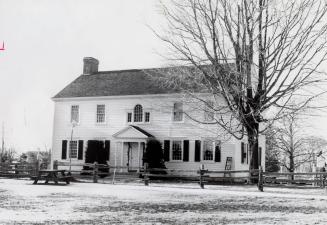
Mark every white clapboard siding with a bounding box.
[51,94,265,172]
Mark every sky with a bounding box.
[0,0,326,153]
[0,0,168,153]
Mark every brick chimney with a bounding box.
[83,57,99,75]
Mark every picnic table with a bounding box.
[31,169,72,184]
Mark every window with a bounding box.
[127,113,132,123]
[71,105,79,123]
[203,140,214,160]
[96,105,105,123]
[134,104,143,122]
[172,141,182,160]
[204,101,214,122]
[173,102,183,121]
[145,112,150,122]
[69,140,78,159]
[127,105,150,123]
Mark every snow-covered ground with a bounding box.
[0,178,327,224]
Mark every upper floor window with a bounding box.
[134,104,143,122]
[204,101,214,122]
[145,112,150,122]
[71,105,79,123]
[96,104,106,123]
[173,102,183,122]
[127,112,132,123]
[127,105,150,123]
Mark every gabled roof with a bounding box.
[53,68,181,99]
[113,125,154,139]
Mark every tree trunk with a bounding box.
[289,154,295,180]
[247,122,260,183]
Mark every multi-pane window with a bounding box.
[173,102,183,121]
[71,105,79,123]
[134,104,143,122]
[96,105,105,123]
[127,113,132,123]
[203,140,214,160]
[204,101,214,122]
[172,141,182,160]
[69,140,78,159]
[127,105,150,123]
[145,112,150,122]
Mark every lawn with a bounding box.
[0,178,327,224]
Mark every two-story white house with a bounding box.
[51,57,265,174]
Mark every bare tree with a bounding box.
[273,112,327,173]
[152,0,327,170]
[0,147,17,163]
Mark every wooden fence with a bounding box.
[54,161,257,188]
[0,161,40,177]
[258,168,327,191]
[2,161,327,191]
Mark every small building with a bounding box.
[51,57,265,174]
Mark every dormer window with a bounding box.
[127,104,150,123]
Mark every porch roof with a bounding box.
[113,125,154,139]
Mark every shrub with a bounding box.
[143,139,166,170]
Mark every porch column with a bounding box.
[120,141,124,172]
[137,142,141,171]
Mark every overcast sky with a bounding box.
[0,0,326,153]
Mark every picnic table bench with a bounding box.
[31,169,72,184]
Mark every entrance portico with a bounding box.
[113,125,154,172]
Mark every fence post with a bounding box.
[53,160,58,170]
[14,164,18,175]
[199,164,205,189]
[144,163,149,186]
[35,160,39,176]
[93,162,98,183]
[257,166,264,192]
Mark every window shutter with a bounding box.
[61,140,67,160]
[105,140,110,161]
[164,140,170,161]
[194,140,201,162]
[246,144,249,164]
[241,142,246,163]
[259,147,262,166]
[77,140,84,160]
[183,140,189,162]
[214,144,221,162]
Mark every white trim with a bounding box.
[113,126,150,139]
[52,93,186,102]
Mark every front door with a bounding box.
[126,142,139,172]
